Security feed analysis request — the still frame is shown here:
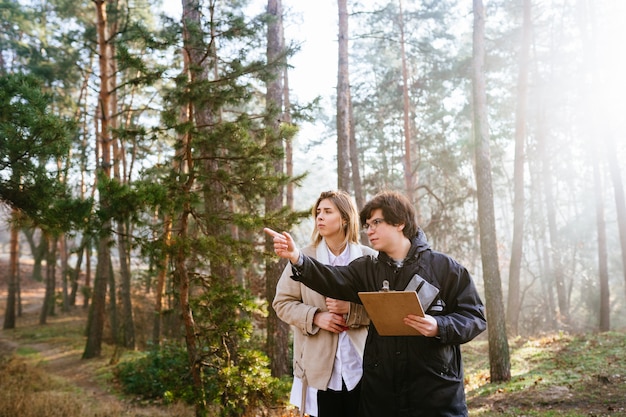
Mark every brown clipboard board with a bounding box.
[358,291,425,336]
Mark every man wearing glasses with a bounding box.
[265,190,486,417]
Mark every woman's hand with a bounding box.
[325,298,349,315]
[314,311,348,333]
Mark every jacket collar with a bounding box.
[377,228,429,268]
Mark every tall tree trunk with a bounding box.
[507,0,531,336]
[84,0,114,359]
[336,0,351,191]
[2,210,19,329]
[472,0,510,383]
[179,0,212,413]
[398,0,415,205]
[266,0,290,377]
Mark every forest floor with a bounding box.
[1,259,625,416]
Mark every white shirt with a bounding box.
[289,241,366,416]
[326,246,363,392]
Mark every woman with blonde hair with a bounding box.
[273,190,376,417]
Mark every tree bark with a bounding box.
[336,0,351,191]
[349,89,364,211]
[507,0,531,336]
[472,0,510,382]
[84,0,114,359]
[39,234,57,325]
[398,0,415,205]
[2,210,19,329]
[266,0,290,377]
[152,214,172,345]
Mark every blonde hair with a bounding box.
[311,190,361,248]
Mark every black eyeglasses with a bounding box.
[362,218,386,231]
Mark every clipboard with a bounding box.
[358,291,425,336]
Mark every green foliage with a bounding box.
[116,341,195,403]
[0,72,90,232]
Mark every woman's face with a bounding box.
[315,198,345,240]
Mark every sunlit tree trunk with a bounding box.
[84,0,114,359]
[472,0,510,383]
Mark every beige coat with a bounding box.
[272,242,377,391]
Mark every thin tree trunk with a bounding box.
[398,0,415,205]
[84,241,91,308]
[336,0,351,191]
[40,234,57,325]
[108,256,118,344]
[349,89,364,211]
[507,0,531,336]
[117,222,135,349]
[152,214,172,345]
[593,154,610,330]
[59,234,70,312]
[606,139,626,301]
[472,0,510,383]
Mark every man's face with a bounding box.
[364,208,398,253]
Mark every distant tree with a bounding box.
[397,0,416,206]
[153,0,302,413]
[336,0,351,191]
[0,72,81,329]
[507,0,531,336]
[3,210,20,330]
[471,0,510,383]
